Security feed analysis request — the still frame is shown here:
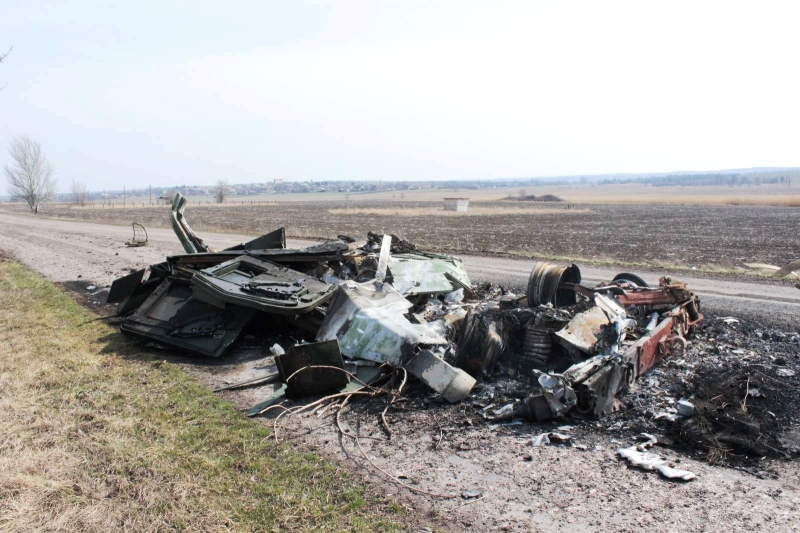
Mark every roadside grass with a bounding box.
[0,260,400,532]
[327,206,589,216]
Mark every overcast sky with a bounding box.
[2,1,799,191]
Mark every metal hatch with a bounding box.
[120,278,255,358]
[191,255,336,314]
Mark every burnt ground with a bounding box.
[8,200,800,271]
[62,279,800,533]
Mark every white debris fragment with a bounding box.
[487,420,523,430]
[374,234,392,283]
[549,432,571,442]
[531,433,551,447]
[617,435,696,481]
[86,285,97,290]
[493,403,514,418]
[776,368,796,378]
[269,344,285,357]
[531,432,571,446]
[677,399,696,417]
[443,288,464,303]
[721,317,740,324]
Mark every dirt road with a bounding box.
[0,212,797,327]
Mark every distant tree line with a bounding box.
[598,172,797,187]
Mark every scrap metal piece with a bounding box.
[338,306,447,366]
[455,309,505,377]
[170,193,210,254]
[521,315,566,367]
[107,268,146,304]
[225,228,286,251]
[168,241,350,268]
[191,256,336,315]
[375,234,392,282]
[317,280,412,342]
[120,278,254,357]
[572,358,627,417]
[535,372,578,417]
[555,306,611,355]
[317,280,446,366]
[388,252,472,297]
[526,262,581,308]
[404,349,476,403]
[624,314,687,377]
[125,222,148,247]
[276,340,349,397]
[107,262,171,315]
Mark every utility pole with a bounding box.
[124,186,126,208]
[149,185,152,206]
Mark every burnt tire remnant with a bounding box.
[526,261,581,308]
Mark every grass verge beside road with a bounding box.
[0,259,400,532]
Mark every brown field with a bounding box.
[326,206,591,217]
[78,182,800,206]
[5,199,798,271]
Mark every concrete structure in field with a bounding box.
[443,197,469,212]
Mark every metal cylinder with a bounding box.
[526,262,581,308]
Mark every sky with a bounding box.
[1,1,799,192]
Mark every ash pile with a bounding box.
[107,194,798,471]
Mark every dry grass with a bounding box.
[0,260,401,532]
[327,206,589,217]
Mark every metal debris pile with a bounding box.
[107,194,709,435]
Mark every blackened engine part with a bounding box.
[521,318,553,367]
[527,262,581,308]
[455,309,505,377]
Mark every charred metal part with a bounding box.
[170,193,210,254]
[571,358,628,417]
[224,227,286,251]
[623,314,688,377]
[521,316,559,367]
[125,222,148,247]
[554,306,611,356]
[107,268,146,304]
[191,256,336,314]
[455,309,505,377]
[526,262,581,308]
[367,231,417,254]
[108,262,171,315]
[120,278,254,357]
[405,349,476,403]
[276,340,349,397]
[168,241,350,268]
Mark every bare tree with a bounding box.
[70,180,89,206]
[0,46,11,91]
[519,188,527,197]
[214,179,229,203]
[4,135,57,214]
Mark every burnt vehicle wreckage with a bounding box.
[107,194,798,484]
